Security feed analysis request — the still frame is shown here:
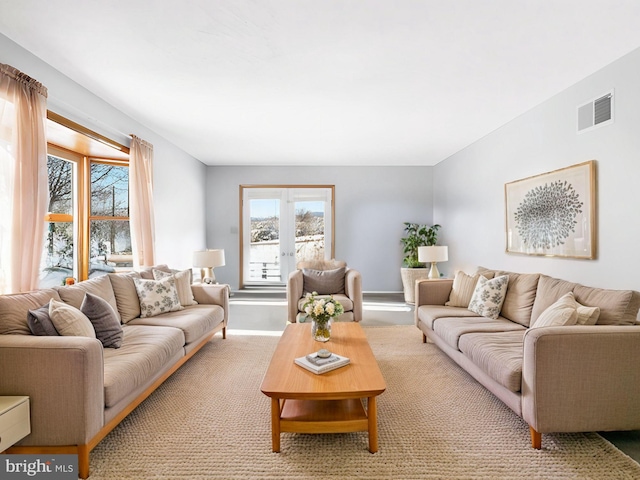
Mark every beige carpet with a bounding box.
[88,326,640,479]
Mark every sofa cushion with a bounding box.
[153,269,197,307]
[48,299,96,338]
[433,316,526,351]
[446,271,494,307]
[127,304,223,345]
[27,302,59,336]
[134,276,183,318]
[531,292,578,328]
[81,292,124,348]
[103,325,185,408]
[468,275,509,320]
[530,275,578,325]
[56,275,120,322]
[459,331,525,393]
[417,305,481,330]
[302,267,346,295]
[0,288,62,335]
[573,285,637,325]
[495,271,540,327]
[108,272,142,323]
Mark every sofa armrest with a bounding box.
[0,335,104,446]
[415,278,453,307]
[286,270,304,323]
[191,283,230,328]
[345,269,363,322]
[522,325,640,434]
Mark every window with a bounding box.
[40,114,130,287]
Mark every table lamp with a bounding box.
[193,249,225,284]
[418,246,448,279]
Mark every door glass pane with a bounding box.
[248,198,281,282]
[91,163,129,216]
[90,220,132,277]
[295,200,325,263]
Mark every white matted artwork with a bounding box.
[505,160,596,259]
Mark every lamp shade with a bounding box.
[193,249,226,268]
[418,246,448,263]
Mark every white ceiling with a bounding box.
[2,1,640,166]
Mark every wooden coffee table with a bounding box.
[260,322,386,453]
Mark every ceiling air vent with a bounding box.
[577,91,613,133]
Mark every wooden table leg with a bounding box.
[271,398,281,452]
[367,396,378,453]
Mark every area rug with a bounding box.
[88,326,640,479]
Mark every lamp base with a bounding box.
[200,267,218,284]
[428,262,440,280]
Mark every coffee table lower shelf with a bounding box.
[270,397,378,453]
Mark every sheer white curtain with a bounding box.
[0,64,48,294]
[129,135,156,267]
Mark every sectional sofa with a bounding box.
[0,266,229,478]
[415,267,640,449]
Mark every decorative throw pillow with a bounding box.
[153,269,197,307]
[468,275,509,320]
[446,271,482,307]
[80,293,124,348]
[27,302,59,336]
[302,267,346,295]
[133,276,183,318]
[48,299,97,338]
[531,292,579,328]
[575,300,600,326]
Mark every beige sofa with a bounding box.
[415,267,640,449]
[0,267,229,478]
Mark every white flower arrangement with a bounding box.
[302,292,344,324]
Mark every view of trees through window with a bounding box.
[42,154,131,287]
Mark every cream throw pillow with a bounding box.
[531,292,579,328]
[153,269,197,306]
[48,299,97,338]
[576,301,600,325]
[468,275,509,320]
[446,271,482,307]
[134,276,183,318]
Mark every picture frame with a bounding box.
[505,160,596,259]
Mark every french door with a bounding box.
[240,185,334,288]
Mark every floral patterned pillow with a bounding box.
[133,276,183,318]
[468,275,509,319]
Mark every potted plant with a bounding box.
[400,222,440,304]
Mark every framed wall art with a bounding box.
[505,160,596,259]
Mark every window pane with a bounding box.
[40,221,74,288]
[90,220,132,276]
[47,155,73,215]
[91,163,129,217]
[248,198,281,282]
[295,201,325,264]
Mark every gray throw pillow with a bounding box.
[27,302,60,336]
[302,267,346,295]
[81,293,124,348]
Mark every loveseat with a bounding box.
[415,267,640,449]
[0,265,229,478]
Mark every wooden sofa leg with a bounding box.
[222,326,226,339]
[78,444,90,479]
[422,333,427,343]
[529,426,542,449]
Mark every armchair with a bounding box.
[287,259,363,323]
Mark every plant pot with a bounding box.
[400,267,429,304]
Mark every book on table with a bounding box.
[294,352,350,374]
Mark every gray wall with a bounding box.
[206,166,433,291]
[0,33,208,270]
[434,46,640,291]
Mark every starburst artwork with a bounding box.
[505,161,596,259]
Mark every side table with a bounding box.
[0,396,30,452]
